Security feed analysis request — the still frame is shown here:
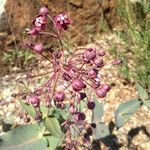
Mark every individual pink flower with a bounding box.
[33,15,47,29]
[54,12,72,30]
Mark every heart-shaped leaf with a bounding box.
[44,117,63,138]
[115,99,141,128]
[0,124,48,150]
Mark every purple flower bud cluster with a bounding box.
[23,6,122,148]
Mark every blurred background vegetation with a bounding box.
[116,0,150,89]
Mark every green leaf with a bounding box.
[44,117,63,138]
[143,99,150,107]
[136,83,149,100]
[0,124,48,150]
[46,136,61,150]
[92,97,103,123]
[93,122,109,140]
[40,106,53,118]
[115,99,141,128]
[20,101,35,118]
[20,100,53,119]
[53,108,70,120]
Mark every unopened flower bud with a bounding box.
[72,79,86,92]
[27,95,40,107]
[33,43,44,53]
[77,92,86,101]
[54,51,62,59]
[87,101,95,110]
[88,69,98,79]
[98,49,105,56]
[39,6,49,16]
[96,89,107,98]
[112,59,122,65]
[94,58,104,68]
[54,91,65,102]
[83,48,96,61]
[74,112,86,122]
[78,112,86,121]
[101,84,111,92]
[92,81,100,89]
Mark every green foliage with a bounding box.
[20,101,53,119]
[92,97,109,140]
[0,124,47,150]
[116,0,150,88]
[136,83,149,100]
[46,136,61,150]
[92,97,103,123]
[136,83,150,107]
[44,117,63,138]
[115,99,141,128]
[143,99,150,107]
[115,84,149,128]
[3,49,34,67]
[0,122,62,150]
[93,123,110,140]
[20,101,36,118]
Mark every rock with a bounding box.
[8,103,15,112]
[0,0,6,16]
[4,0,117,46]
[101,0,118,30]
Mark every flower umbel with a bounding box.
[23,6,122,149]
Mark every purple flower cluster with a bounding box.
[23,6,122,149]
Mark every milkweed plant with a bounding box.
[0,6,149,150]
